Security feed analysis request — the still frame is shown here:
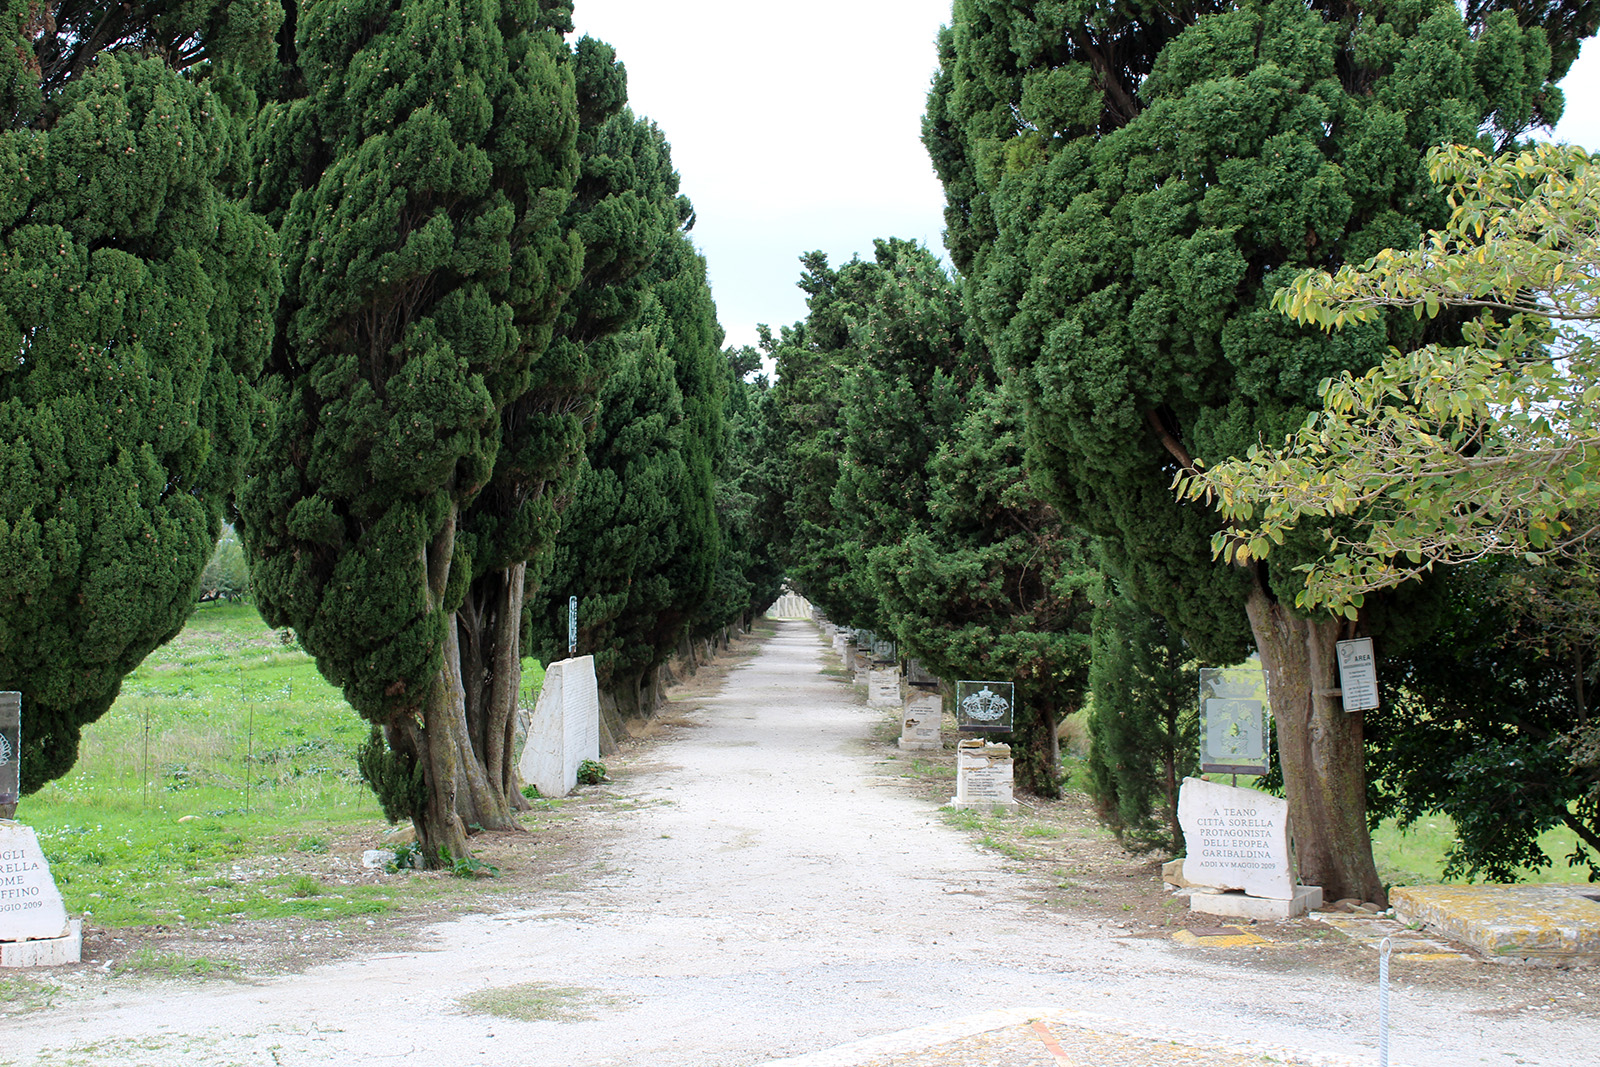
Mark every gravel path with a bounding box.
[4,620,1595,1066]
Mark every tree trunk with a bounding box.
[1012,691,1061,798]
[405,511,520,865]
[1244,581,1385,904]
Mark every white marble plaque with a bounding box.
[0,823,71,941]
[899,691,942,750]
[518,655,601,798]
[1176,777,1292,899]
[952,742,1015,807]
[868,668,900,707]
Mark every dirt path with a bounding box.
[4,621,1596,1066]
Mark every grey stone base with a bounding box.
[1188,886,1322,921]
[898,740,940,751]
[947,796,1018,810]
[1,919,82,968]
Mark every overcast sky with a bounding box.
[570,2,1600,352]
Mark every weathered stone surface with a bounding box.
[0,822,70,942]
[0,919,79,968]
[518,655,601,799]
[951,740,1015,808]
[1391,884,1600,958]
[1162,858,1193,888]
[1176,777,1293,900]
[899,691,942,751]
[868,668,900,708]
[1188,886,1322,921]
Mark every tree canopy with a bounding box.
[0,15,280,792]
[1178,143,1600,612]
[924,0,1587,900]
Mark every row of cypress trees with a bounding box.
[0,1,780,862]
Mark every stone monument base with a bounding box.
[1,918,81,968]
[950,740,1016,808]
[1188,885,1322,921]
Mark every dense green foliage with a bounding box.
[925,0,1589,900]
[0,13,281,792]
[1087,596,1196,853]
[771,242,1096,795]
[875,383,1099,795]
[1369,563,1600,881]
[236,0,582,858]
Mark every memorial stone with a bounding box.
[899,690,942,750]
[1176,777,1293,899]
[951,739,1015,808]
[868,668,900,707]
[518,655,601,799]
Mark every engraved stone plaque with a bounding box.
[1177,777,1293,899]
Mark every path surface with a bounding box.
[5,621,1595,1065]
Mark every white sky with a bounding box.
[570,2,1600,352]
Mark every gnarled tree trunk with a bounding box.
[1245,581,1384,905]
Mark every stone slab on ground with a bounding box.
[899,691,941,751]
[950,741,1015,808]
[1187,885,1321,921]
[1391,883,1600,958]
[1312,912,1471,962]
[868,668,900,708]
[518,655,600,799]
[1,918,80,968]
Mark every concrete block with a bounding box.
[1189,885,1322,921]
[1391,883,1600,958]
[1,919,80,968]
[518,655,600,799]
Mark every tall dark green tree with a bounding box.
[1087,595,1196,853]
[926,0,1590,900]
[237,0,580,860]
[875,383,1099,796]
[0,8,281,792]
[454,43,683,808]
[527,228,725,715]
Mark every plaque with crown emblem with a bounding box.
[0,692,18,819]
[955,680,1014,733]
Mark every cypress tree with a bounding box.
[926,0,1585,901]
[237,0,580,859]
[0,9,281,791]
[875,383,1099,796]
[1087,596,1197,853]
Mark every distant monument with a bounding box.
[518,659,601,799]
[0,692,82,967]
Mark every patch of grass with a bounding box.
[906,759,956,780]
[1022,824,1063,839]
[942,808,983,832]
[982,835,1036,862]
[115,949,239,979]
[295,835,328,854]
[458,981,618,1022]
[1370,815,1593,886]
[0,975,58,1015]
[288,874,323,897]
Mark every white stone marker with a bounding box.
[1177,777,1293,899]
[899,690,942,750]
[868,668,900,707]
[518,655,600,799]
[0,821,81,967]
[951,740,1015,808]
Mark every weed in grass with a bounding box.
[115,949,239,980]
[0,975,58,1015]
[289,874,323,897]
[575,759,607,786]
[442,851,500,879]
[458,981,618,1022]
[295,835,328,854]
[908,759,956,780]
[942,808,983,832]
[981,836,1036,862]
[1022,824,1062,839]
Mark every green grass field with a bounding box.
[23,602,546,928]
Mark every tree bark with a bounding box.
[1244,580,1385,904]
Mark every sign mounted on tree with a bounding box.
[1199,667,1269,776]
[956,680,1014,733]
[1336,638,1379,712]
